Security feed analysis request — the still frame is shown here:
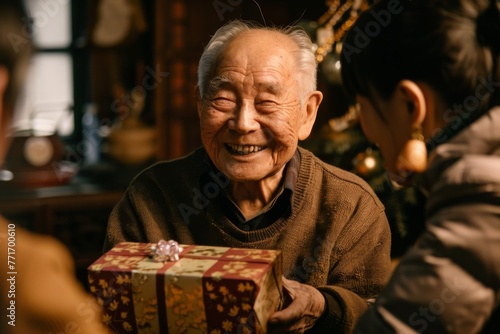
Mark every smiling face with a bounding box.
[198,30,318,183]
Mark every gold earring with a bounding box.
[396,124,427,176]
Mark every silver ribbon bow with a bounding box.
[150,239,183,262]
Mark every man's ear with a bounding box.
[298,90,323,140]
[396,80,426,125]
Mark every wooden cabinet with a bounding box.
[0,180,124,289]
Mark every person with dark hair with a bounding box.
[341,0,500,332]
[104,19,392,332]
[0,2,109,333]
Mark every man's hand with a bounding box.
[267,276,326,333]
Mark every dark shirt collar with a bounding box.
[200,149,301,230]
[283,149,300,193]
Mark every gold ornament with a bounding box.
[353,147,382,177]
[314,0,368,63]
[396,124,427,176]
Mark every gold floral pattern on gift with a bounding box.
[210,261,264,280]
[88,271,134,333]
[163,258,216,333]
[165,284,207,333]
[186,245,230,257]
[224,249,279,264]
[132,272,160,333]
[90,255,144,271]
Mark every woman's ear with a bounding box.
[395,80,429,175]
[298,90,323,140]
[396,80,426,125]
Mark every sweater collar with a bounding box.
[199,150,301,229]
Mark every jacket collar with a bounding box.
[415,106,500,196]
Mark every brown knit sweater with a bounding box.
[104,147,392,333]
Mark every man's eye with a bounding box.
[211,98,236,108]
[256,100,277,111]
[257,100,276,106]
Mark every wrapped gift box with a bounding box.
[88,242,282,334]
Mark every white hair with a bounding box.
[197,20,318,103]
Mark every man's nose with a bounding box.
[228,101,259,133]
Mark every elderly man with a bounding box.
[104,20,391,332]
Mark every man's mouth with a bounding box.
[225,143,266,155]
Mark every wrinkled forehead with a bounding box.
[209,31,298,96]
[214,29,297,72]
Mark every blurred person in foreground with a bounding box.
[0,1,109,333]
[104,19,392,333]
[341,0,500,332]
